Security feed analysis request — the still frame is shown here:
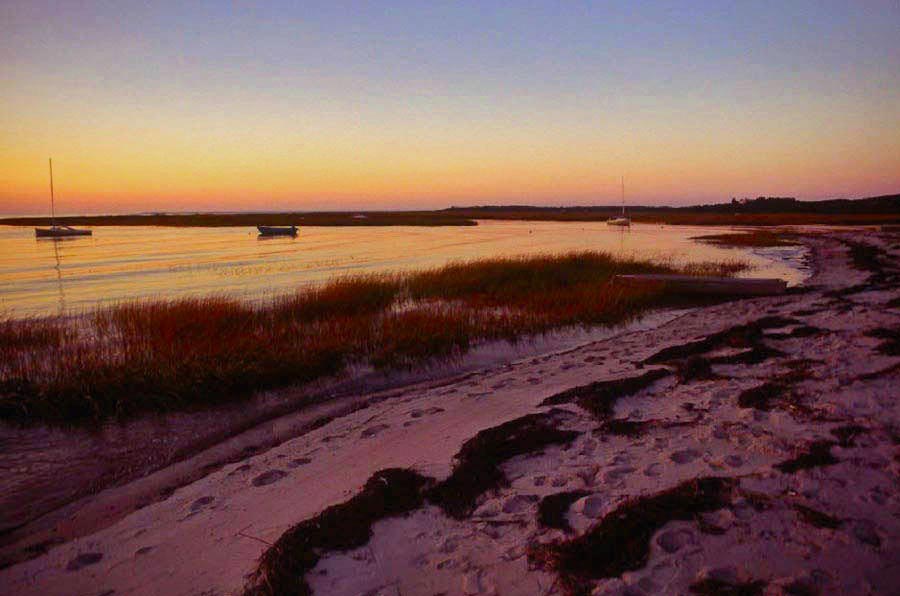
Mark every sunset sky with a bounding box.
[2,1,899,215]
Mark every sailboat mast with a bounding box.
[621,175,625,216]
[48,157,56,226]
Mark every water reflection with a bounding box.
[39,237,79,315]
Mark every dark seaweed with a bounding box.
[644,316,798,365]
[529,477,735,595]
[676,356,719,382]
[689,578,766,595]
[830,424,866,448]
[775,441,838,474]
[427,411,580,519]
[243,468,432,596]
[738,381,783,410]
[866,327,900,356]
[538,490,591,532]
[540,369,670,421]
[794,504,841,529]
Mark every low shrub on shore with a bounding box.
[0,251,748,424]
[694,230,800,247]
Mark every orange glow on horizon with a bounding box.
[3,4,899,215]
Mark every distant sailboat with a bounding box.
[34,159,92,238]
[607,176,631,227]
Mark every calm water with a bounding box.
[0,221,806,317]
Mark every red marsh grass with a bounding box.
[0,251,749,424]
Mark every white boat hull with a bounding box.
[35,226,92,238]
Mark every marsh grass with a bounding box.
[0,251,749,424]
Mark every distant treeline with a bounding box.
[445,194,900,216]
[441,194,900,225]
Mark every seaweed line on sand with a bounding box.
[528,477,737,595]
[244,410,582,594]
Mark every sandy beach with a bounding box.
[1,229,898,595]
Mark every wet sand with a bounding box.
[1,230,898,595]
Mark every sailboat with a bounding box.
[35,158,92,238]
[607,176,631,227]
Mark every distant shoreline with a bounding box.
[2,194,898,227]
[2,211,899,228]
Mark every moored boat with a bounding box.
[35,225,92,238]
[607,175,631,227]
[34,159,92,238]
[257,225,298,237]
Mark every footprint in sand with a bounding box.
[436,558,458,570]
[228,463,252,477]
[502,494,539,514]
[657,528,697,553]
[410,407,445,419]
[66,552,103,571]
[251,470,287,487]
[135,546,154,556]
[361,423,390,438]
[725,455,743,468]
[527,377,542,385]
[576,495,605,518]
[190,496,214,512]
[287,457,312,468]
[604,466,637,482]
[670,449,701,464]
[644,463,663,477]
